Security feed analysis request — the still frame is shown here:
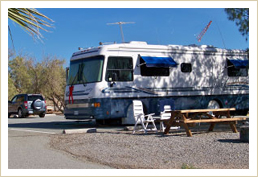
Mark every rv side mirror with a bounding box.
[109,73,117,87]
[66,67,69,82]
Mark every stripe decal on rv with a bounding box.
[101,85,248,95]
[66,90,90,96]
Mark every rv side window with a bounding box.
[140,58,169,76]
[227,60,248,77]
[181,63,192,73]
[105,56,133,82]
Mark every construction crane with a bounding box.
[197,21,212,42]
[107,21,135,43]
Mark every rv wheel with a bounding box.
[207,100,220,109]
[207,100,221,117]
[122,101,149,125]
[122,103,135,125]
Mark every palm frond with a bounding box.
[8,8,54,41]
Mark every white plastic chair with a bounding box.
[160,105,180,132]
[132,100,158,134]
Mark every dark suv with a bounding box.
[8,94,46,118]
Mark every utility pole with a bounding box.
[107,21,135,43]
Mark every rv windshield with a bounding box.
[67,56,104,85]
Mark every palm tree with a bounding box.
[8,8,54,41]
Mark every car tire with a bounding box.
[18,108,24,118]
[39,113,45,118]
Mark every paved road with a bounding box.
[8,115,114,169]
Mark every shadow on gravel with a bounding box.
[8,117,40,119]
[217,139,248,143]
[8,121,96,130]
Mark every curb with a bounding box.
[62,128,97,134]
[45,114,57,117]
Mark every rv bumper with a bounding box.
[65,114,95,120]
[64,100,110,120]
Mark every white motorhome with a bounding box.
[64,41,249,124]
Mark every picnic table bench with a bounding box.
[164,108,248,137]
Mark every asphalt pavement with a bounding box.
[8,115,114,169]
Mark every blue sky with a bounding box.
[8,8,249,67]
[2,3,258,177]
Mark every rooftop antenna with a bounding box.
[107,21,135,43]
[197,21,212,42]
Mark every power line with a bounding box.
[214,20,227,49]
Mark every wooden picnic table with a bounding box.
[163,108,248,137]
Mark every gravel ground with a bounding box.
[50,125,249,169]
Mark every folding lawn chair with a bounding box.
[132,100,158,134]
[160,105,180,132]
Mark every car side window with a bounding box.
[20,96,25,102]
[11,96,17,103]
[16,96,24,102]
[16,96,21,102]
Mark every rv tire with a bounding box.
[207,100,221,117]
[122,103,135,125]
[207,100,221,109]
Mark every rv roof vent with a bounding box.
[129,41,147,45]
[188,44,198,47]
[200,45,214,48]
[99,41,116,45]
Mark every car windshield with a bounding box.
[67,56,104,85]
[28,95,43,101]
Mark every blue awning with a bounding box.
[140,56,177,67]
[228,59,249,69]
